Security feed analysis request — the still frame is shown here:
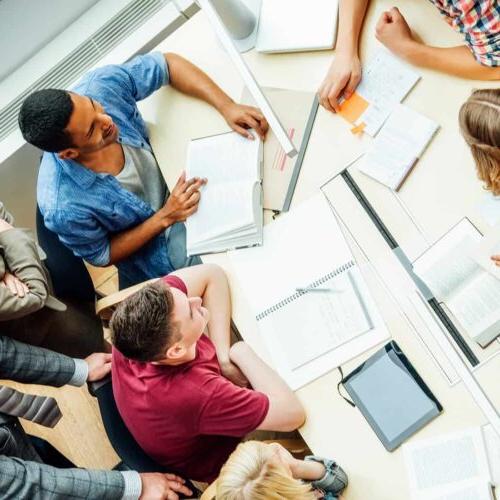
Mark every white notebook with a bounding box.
[403,427,494,500]
[358,104,439,190]
[229,193,389,389]
[185,132,263,256]
[412,218,500,347]
[256,0,338,53]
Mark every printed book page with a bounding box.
[339,50,420,136]
[412,219,482,300]
[471,224,500,281]
[403,427,492,499]
[357,104,439,190]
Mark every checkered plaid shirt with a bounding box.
[430,0,500,66]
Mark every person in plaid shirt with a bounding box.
[317,0,499,113]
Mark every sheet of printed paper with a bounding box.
[357,104,439,190]
[403,427,492,499]
[471,224,500,281]
[339,50,420,136]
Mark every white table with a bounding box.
[138,2,500,498]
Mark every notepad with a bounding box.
[339,51,420,136]
[357,104,439,190]
[255,0,338,53]
[229,193,389,389]
[403,427,494,500]
[185,131,263,256]
[412,218,500,347]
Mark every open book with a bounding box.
[412,218,500,347]
[358,104,439,190]
[185,131,263,256]
[403,427,495,500]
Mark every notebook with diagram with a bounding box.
[185,131,263,256]
[229,192,389,389]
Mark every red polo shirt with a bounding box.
[112,275,269,482]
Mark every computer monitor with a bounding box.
[198,0,298,158]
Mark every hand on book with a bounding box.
[221,102,269,141]
[160,172,207,225]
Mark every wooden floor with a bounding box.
[0,265,120,470]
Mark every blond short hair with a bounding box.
[459,89,500,195]
[216,441,316,500]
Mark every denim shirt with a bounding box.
[37,52,173,288]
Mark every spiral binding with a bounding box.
[255,260,356,321]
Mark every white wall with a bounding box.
[0,0,100,82]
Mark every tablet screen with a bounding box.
[343,342,442,451]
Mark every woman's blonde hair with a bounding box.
[459,89,500,195]
[216,441,317,500]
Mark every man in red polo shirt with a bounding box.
[110,264,305,483]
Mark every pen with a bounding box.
[296,287,342,293]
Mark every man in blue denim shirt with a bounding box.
[20,52,268,288]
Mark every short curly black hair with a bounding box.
[110,281,180,362]
[18,89,74,152]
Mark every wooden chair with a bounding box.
[199,438,309,500]
[95,278,159,320]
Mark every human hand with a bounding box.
[221,102,269,140]
[375,7,416,59]
[160,172,207,226]
[0,272,29,297]
[85,353,112,382]
[318,52,362,113]
[220,359,250,387]
[0,219,13,233]
[491,255,500,267]
[139,472,192,500]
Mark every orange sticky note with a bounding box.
[350,122,366,135]
[339,92,369,124]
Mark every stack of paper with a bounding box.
[358,104,439,190]
[185,132,263,256]
[403,427,498,500]
[339,50,420,136]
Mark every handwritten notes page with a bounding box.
[339,51,420,136]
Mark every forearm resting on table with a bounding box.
[336,0,369,54]
[164,52,233,114]
[109,212,170,264]
[403,43,500,81]
[230,341,305,431]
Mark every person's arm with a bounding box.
[165,53,268,140]
[109,173,205,265]
[171,264,249,387]
[375,7,500,81]
[0,457,192,500]
[229,341,305,432]
[318,0,370,112]
[0,219,49,320]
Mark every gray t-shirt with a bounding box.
[115,144,168,211]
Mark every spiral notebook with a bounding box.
[229,193,389,389]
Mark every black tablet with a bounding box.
[342,341,442,451]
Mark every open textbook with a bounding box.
[403,427,497,500]
[242,87,318,211]
[185,131,263,256]
[358,104,439,190]
[339,50,420,136]
[229,193,389,390]
[412,218,500,347]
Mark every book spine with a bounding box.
[256,260,356,321]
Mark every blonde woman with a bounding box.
[459,88,500,266]
[216,441,348,500]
